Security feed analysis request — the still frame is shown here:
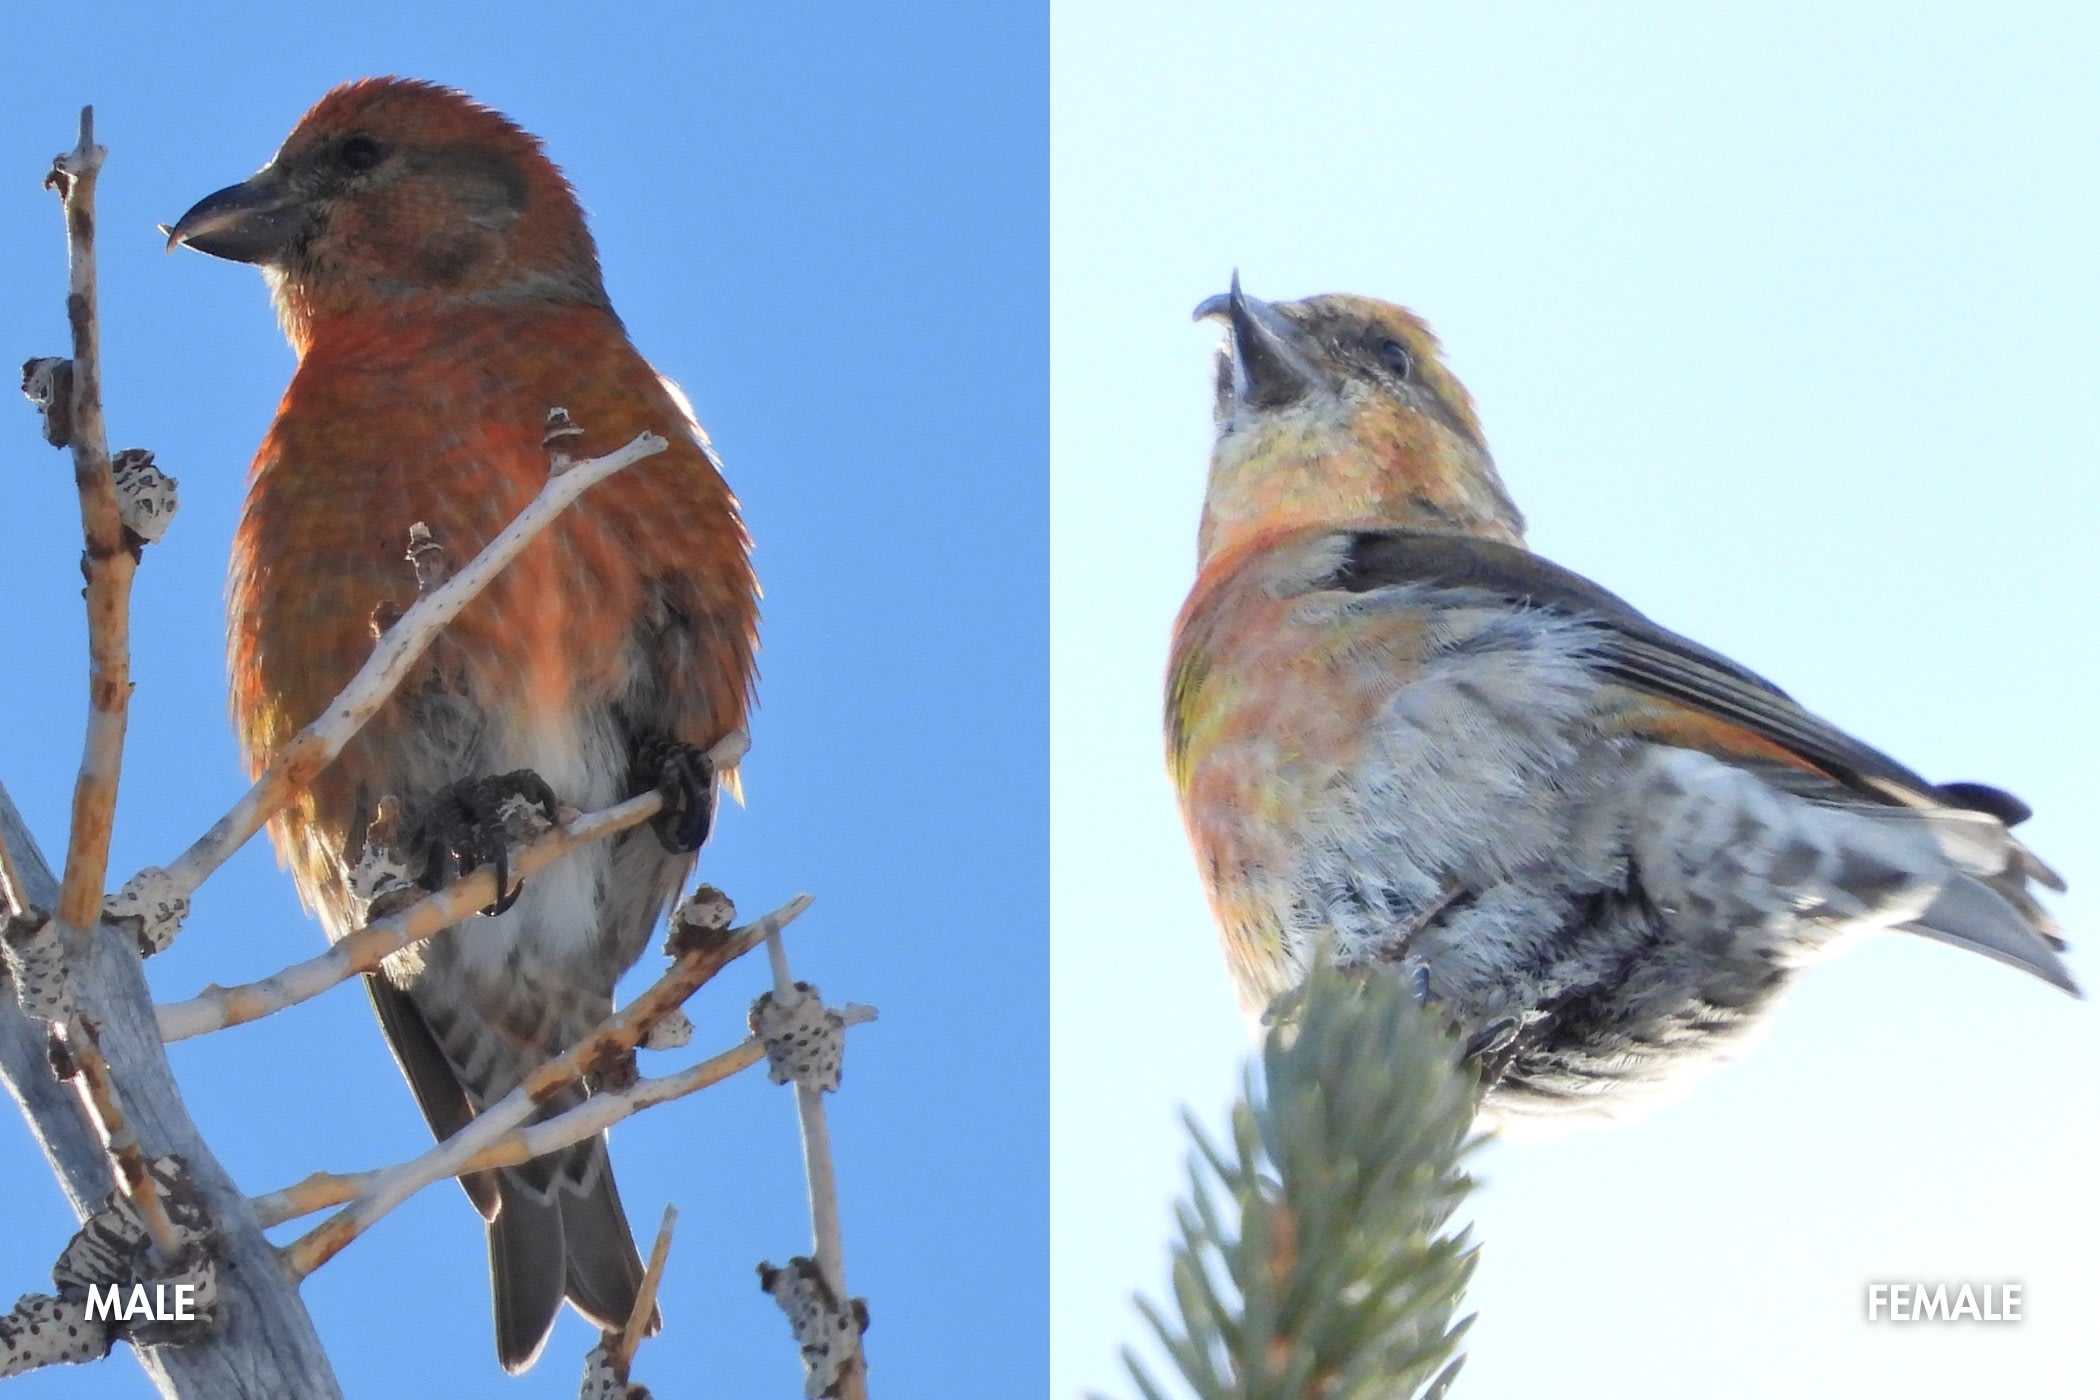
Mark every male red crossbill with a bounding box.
[167,79,757,1369]
[1168,278,2073,1132]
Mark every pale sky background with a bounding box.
[1055,4,2100,1397]
[1,4,1044,1395]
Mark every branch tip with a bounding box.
[606,1204,676,1380]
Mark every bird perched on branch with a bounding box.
[167,78,757,1369]
[1168,278,2074,1134]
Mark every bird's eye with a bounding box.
[1378,338,1414,380]
[339,135,386,172]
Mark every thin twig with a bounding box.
[247,1170,379,1231]
[765,937,850,1304]
[61,1036,179,1260]
[35,107,182,1265]
[0,817,31,923]
[278,892,811,1278]
[250,1048,768,1228]
[47,106,130,940]
[155,729,748,1041]
[763,931,867,1399]
[155,797,654,1040]
[609,1206,678,1380]
[248,1004,878,1229]
[153,426,673,904]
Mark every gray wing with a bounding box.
[1310,528,2072,994]
[1325,528,2034,823]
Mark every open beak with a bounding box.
[162,169,307,264]
[1193,272,1318,410]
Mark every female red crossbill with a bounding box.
[168,78,757,1370]
[1168,278,2072,1133]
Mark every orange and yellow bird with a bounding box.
[168,79,758,1370]
[1168,279,2074,1133]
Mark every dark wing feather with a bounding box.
[1325,529,1991,814]
[365,974,498,1217]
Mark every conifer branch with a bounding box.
[1113,956,1482,1400]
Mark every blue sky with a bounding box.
[0,4,1045,1396]
[1055,3,2099,1397]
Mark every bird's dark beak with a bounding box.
[162,169,306,264]
[1193,272,1317,410]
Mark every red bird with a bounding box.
[168,79,758,1371]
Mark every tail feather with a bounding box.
[559,1136,653,1332]
[491,1171,567,1375]
[1903,872,2078,996]
[1831,804,2077,994]
[488,1136,650,1374]
[1909,806,2068,900]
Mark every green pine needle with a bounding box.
[1110,955,1482,1400]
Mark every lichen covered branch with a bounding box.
[755,931,869,1398]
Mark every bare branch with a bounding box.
[608,1205,677,1381]
[8,105,332,1397]
[0,808,34,923]
[278,891,812,1278]
[0,783,341,1397]
[45,107,129,942]
[249,1046,758,1228]
[155,729,749,1042]
[246,1170,376,1232]
[153,422,675,908]
[248,1003,877,1230]
[159,795,651,1041]
[19,105,196,1270]
[757,932,868,1397]
[574,1202,679,1398]
[62,1035,181,1260]
[766,941,849,1296]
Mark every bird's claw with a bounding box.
[630,734,716,853]
[409,770,561,916]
